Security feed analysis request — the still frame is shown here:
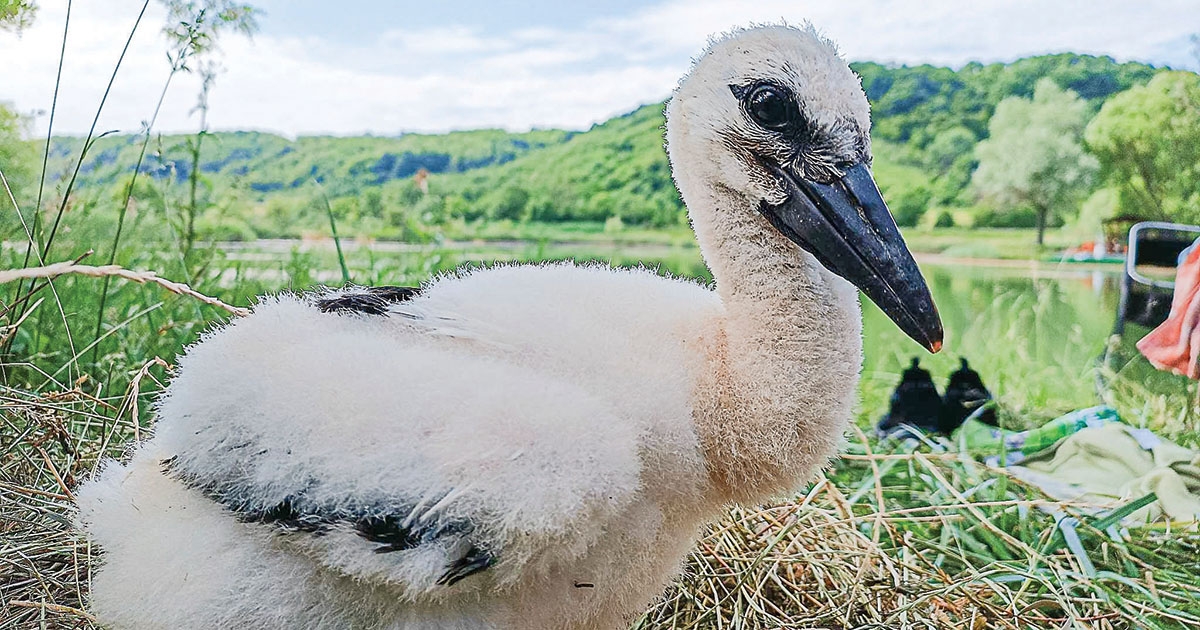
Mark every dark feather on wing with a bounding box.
[315,286,420,316]
[437,546,496,586]
[169,462,497,586]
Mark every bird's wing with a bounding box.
[152,292,644,599]
[312,285,421,316]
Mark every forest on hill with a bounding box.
[2,50,1193,255]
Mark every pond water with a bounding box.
[858,262,1125,424]
[860,261,1199,442]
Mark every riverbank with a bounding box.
[207,226,1118,287]
[218,224,1099,261]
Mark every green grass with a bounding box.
[901,227,1081,260]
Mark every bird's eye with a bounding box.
[745,84,796,131]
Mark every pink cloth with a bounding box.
[1138,242,1200,379]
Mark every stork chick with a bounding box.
[76,24,941,630]
[940,357,997,431]
[876,357,943,438]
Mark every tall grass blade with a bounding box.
[316,182,351,285]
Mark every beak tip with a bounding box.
[920,305,943,354]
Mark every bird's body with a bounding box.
[79,262,858,629]
[77,24,941,630]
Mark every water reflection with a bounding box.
[859,263,1126,423]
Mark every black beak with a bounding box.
[759,162,943,353]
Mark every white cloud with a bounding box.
[0,0,1195,137]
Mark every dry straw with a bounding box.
[8,415,1200,629]
[0,260,249,318]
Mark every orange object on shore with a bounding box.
[1138,241,1200,379]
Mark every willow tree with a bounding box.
[1084,71,1200,224]
[0,105,34,224]
[973,79,1097,245]
[0,1,36,218]
[0,0,36,32]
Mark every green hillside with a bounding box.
[16,53,1165,247]
[856,54,1157,144]
[46,127,572,200]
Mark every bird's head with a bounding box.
[666,24,942,353]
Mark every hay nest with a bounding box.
[2,387,102,629]
[4,378,1200,630]
[637,482,998,630]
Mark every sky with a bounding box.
[1,0,1197,137]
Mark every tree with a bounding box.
[0,2,37,223]
[924,126,979,206]
[360,189,384,219]
[0,103,34,228]
[489,185,530,221]
[924,126,977,174]
[973,79,1098,245]
[0,0,36,32]
[1084,71,1200,224]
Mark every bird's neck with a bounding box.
[688,184,863,505]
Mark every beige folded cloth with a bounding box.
[1008,423,1200,523]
